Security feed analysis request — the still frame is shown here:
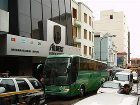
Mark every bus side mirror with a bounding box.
[67,63,71,70]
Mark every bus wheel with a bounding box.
[79,86,85,97]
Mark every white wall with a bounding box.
[72,1,94,58]
[94,10,128,53]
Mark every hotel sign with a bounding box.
[49,43,64,55]
[6,34,48,57]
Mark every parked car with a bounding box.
[112,67,124,76]
[74,93,139,105]
[97,81,122,94]
[113,71,133,88]
[0,76,45,105]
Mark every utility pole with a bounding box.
[128,32,130,63]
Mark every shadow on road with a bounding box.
[45,91,97,105]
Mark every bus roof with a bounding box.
[47,54,80,58]
[47,54,107,64]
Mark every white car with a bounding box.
[0,76,45,105]
[97,81,122,94]
[74,93,139,105]
[113,71,133,87]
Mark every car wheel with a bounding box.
[79,86,85,97]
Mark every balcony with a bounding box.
[73,36,81,44]
[72,18,81,27]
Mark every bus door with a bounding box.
[69,57,79,84]
[68,57,79,95]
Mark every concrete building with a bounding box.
[71,0,94,58]
[131,58,140,68]
[94,10,129,67]
[128,58,140,72]
[0,0,80,76]
[94,32,117,67]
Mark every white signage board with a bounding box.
[6,34,48,57]
[6,20,80,56]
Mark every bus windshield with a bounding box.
[44,57,70,86]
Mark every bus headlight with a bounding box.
[64,89,70,92]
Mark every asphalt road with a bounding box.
[45,92,96,105]
[45,82,140,105]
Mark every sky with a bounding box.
[76,0,140,58]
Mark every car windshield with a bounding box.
[44,57,70,86]
[115,74,129,81]
[102,82,120,89]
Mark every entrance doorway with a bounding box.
[0,56,19,76]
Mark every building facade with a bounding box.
[94,10,129,67]
[94,33,117,67]
[131,58,140,67]
[71,0,94,58]
[0,0,80,76]
[128,58,140,72]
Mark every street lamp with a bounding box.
[99,34,116,61]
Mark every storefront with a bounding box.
[0,20,80,76]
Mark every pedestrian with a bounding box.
[109,69,113,80]
[118,84,131,95]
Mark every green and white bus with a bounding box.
[44,54,109,97]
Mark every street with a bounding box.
[45,82,140,105]
[46,92,96,105]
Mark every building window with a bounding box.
[110,15,113,19]
[92,48,93,55]
[84,45,87,55]
[31,0,43,40]
[51,0,60,23]
[72,26,77,37]
[89,16,91,26]
[84,13,87,23]
[92,33,94,42]
[0,0,8,11]
[84,29,87,39]
[138,60,140,64]
[73,8,77,19]
[89,47,91,55]
[65,0,73,45]
[89,31,91,41]
[78,44,81,48]
[59,0,66,25]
